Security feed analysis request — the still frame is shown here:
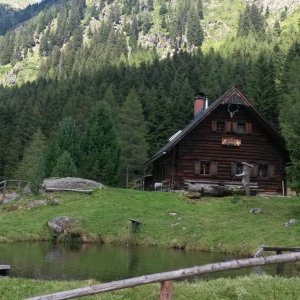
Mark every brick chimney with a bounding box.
[194,95,205,117]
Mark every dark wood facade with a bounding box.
[146,88,288,195]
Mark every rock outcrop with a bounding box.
[244,0,300,12]
[42,177,104,191]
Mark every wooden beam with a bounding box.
[263,246,300,252]
[25,252,300,300]
[255,246,300,257]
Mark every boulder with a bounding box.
[284,218,298,227]
[2,193,19,204]
[28,200,47,209]
[47,216,98,243]
[43,177,104,191]
[250,208,262,214]
[48,216,72,235]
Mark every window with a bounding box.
[201,162,210,175]
[231,163,275,178]
[212,120,252,134]
[251,164,275,178]
[217,121,225,133]
[258,165,268,177]
[231,162,243,176]
[237,123,246,134]
[195,161,218,176]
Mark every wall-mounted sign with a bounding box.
[222,138,241,147]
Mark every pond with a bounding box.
[1,242,300,282]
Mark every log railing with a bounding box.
[0,180,29,203]
[255,245,300,257]
[25,252,300,300]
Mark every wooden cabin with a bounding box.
[146,87,289,195]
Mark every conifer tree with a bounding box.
[52,151,78,177]
[46,116,81,176]
[152,0,162,32]
[15,129,47,193]
[273,20,281,37]
[246,53,279,126]
[280,44,300,192]
[237,4,265,38]
[196,0,204,19]
[39,26,51,57]
[119,89,148,186]
[0,31,15,65]
[3,136,23,179]
[81,102,121,186]
[129,16,139,49]
[186,8,204,49]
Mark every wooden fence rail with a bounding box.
[25,252,300,300]
[0,180,29,203]
[255,246,300,257]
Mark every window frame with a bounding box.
[212,120,252,135]
[195,161,218,176]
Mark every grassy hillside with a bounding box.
[1,189,300,255]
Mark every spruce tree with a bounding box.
[15,129,47,194]
[246,53,279,126]
[81,102,121,186]
[280,46,300,192]
[46,116,81,176]
[186,8,204,49]
[237,4,265,38]
[52,151,78,177]
[119,89,148,186]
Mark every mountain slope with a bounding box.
[0,0,38,8]
[245,0,300,12]
[0,0,299,86]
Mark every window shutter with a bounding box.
[231,162,237,176]
[245,122,252,134]
[232,121,237,133]
[212,120,217,132]
[268,165,275,178]
[210,161,218,176]
[251,164,258,177]
[225,121,231,132]
[194,161,201,175]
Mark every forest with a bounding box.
[0,0,300,191]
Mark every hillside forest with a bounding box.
[0,0,300,191]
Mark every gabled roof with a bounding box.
[146,87,287,165]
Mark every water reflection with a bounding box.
[0,242,299,281]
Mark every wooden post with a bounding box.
[160,281,173,300]
[126,165,129,189]
[3,180,6,201]
[245,184,250,196]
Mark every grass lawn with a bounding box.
[0,189,300,255]
[2,275,300,300]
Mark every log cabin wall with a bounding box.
[154,103,287,195]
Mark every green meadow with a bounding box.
[1,189,300,299]
[1,189,300,255]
